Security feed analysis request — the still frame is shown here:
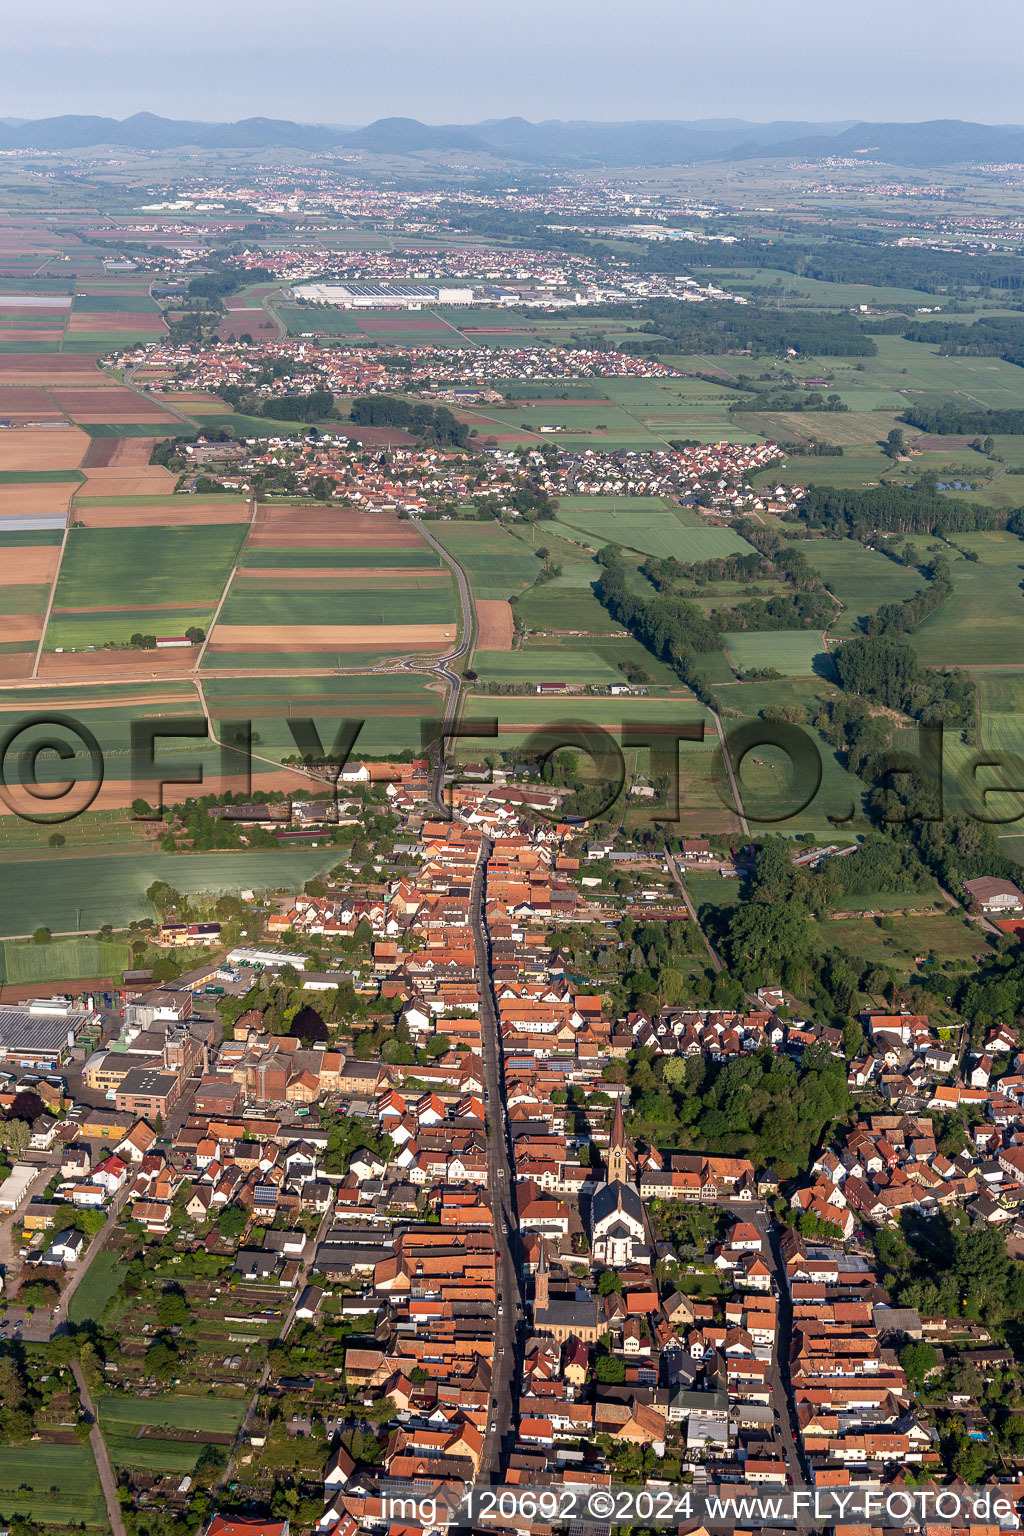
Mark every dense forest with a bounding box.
[832,633,974,725]
[902,403,1024,436]
[795,477,1008,535]
[655,235,1024,295]
[624,298,877,358]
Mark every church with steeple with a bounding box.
[589,1094,648,1269]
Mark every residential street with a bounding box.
[470,834,521,1483]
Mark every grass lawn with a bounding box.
[68,1249,124,1325]
[821,911,992,974]
[516,583,613,631]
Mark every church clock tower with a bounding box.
[606,1095,629,1185]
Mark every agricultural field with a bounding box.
[801,539,928,638]
[202,670,449,758]
[202,507,461,667]
[0,934,130,985]
[99,1393,247,1477]
[430,520,541,599]
[515,580,617,633]
[483,691,708,748]
[471,646,626,683]
[550,504,754,562]
[723,630,832,678]
[0,850,343,935]
[52,524,245,610]
[44,522,247,653]
[0,1442,108,1527]
[912,531,1024,668]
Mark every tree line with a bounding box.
[795,476,1008,536]
[902,403,1024,436]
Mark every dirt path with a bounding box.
[666,851,723,971]
[73,1360,127,1536]
[193,496,258,671]
[708,707,750,837]
[31,513,71,677]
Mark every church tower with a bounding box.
[534,1241,549,1315]
[606,1095,629,1185]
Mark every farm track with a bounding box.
[73,1362,127,1536]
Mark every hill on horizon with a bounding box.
[0,112,1021,166]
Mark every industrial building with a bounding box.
[291,281,473,309]
[0,1002,90,1069]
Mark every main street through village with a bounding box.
[472,834,522,1483]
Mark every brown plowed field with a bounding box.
[0,484,71,518]
[81,469,178,496]
[53,601,198,616]
[75,501,252,528]
[0,652,35,679]
[247,505,424,548]
[49,388,177,422]
[67,312,166,333]
[209,623,452,650]
[0,769,311,813]
[81,434,165,469]
[340,425,418,447]
[0,546,61,584]
[475,599,514,650]
[0,388,61,415]
[235,566,437,581]
[81,436,118,468]
[0,426,88,471]
[217,310,276,341]
[36,649,195,680]
[0,616,43,641]
[0,331,63,346]
[0,356,106,381]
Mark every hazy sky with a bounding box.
[6,0,1023,125]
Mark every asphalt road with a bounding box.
[410,516,474,812]
[738,1202,810,1494]
[469,834,521,1483]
